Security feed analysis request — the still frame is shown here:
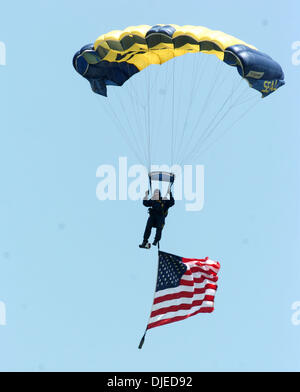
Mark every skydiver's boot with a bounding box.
[152,240,158,246]
[139,240,151,249]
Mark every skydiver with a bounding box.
[139,188,175,248]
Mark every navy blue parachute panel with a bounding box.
[73,45,139,96]
[146,24,176,38]
[145,25,176,48]
[224,45,285,97]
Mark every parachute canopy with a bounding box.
[73,24,285,98]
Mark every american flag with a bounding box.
[146,250,220,330]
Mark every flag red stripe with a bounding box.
[184,266,219,276]
[150,296,215,318]
[182,257,209,263]
[153,284,217,304]
[147,307,214,330]
[190,266,219,276]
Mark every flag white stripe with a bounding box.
[181,271,218,281]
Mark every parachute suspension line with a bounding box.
[151,60,172,165]
[111,71,148,164]
[232,92,259,108]
[110,85,146,164]
[175,53,209,162]
[147,67,151,171]
[136,63,161,168]
[228,68,238,108]
[143,104,149,169]
[127,65,152,169]
[179,72,248,165]
[174,53,208,163]
[125,63,149,164]
[125,64,151,166]
[102,97,144,164]
[192,98,261,160]
[183,81,245,163]
[203,85,259,142]
[130,89,149,164]
[147,65,161,168]
[187,82,258,162]
[124,83,147,163]
[190,61,225,137]
[147,63,164,165]
[177,57,224,164]
[172,52,187,164]
[135,70,149,167]
[171,57,175,167]
[189,78,245,155]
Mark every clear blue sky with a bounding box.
[0,0,299,372]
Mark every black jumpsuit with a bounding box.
[142,193,175,243]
